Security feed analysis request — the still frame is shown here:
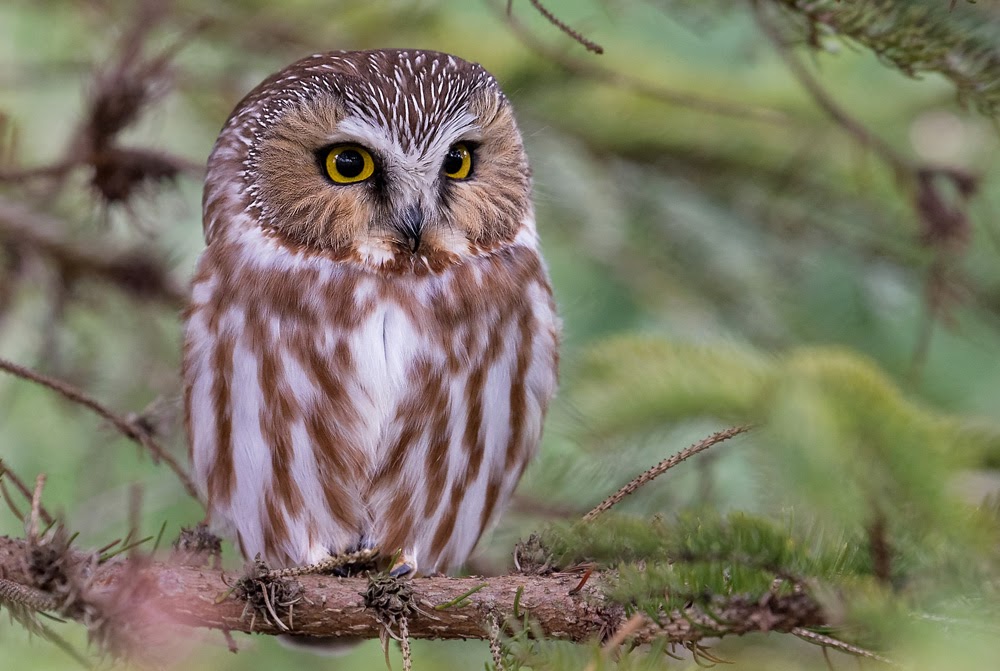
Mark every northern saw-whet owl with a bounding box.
[183,50,559,577]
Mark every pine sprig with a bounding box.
[540,512,869,582]
[770,0,1000,116]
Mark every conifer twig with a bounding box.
[400,616,413,671]
[583,425,752,521]
[0,356,197,498]
[792,628,902,667]
[0,577,60,611]
[263,547,379,578]
[486,612,506,671]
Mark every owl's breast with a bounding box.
[184,234,559,569]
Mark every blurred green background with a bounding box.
[2,0,1000,669]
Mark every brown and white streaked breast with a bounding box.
[184,49,559,573]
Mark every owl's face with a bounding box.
[207,50,532,273]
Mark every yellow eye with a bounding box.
[443,143,473,180]
[324,145,375,184]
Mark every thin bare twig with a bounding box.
[29,473,47,539]
[0,478,25,521]
[792,627,902,667]
[490,0,788,125]
[0,161,78,183]
[518,0,604,54]
[583,425,752,521]
[0,356,197,498]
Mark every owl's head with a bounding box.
[204,50,533,273]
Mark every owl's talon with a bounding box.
[389,558,415,578]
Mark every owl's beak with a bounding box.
[393,205,424,253]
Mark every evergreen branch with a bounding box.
[583,425,752,521]
[767,0,1000,116]
[0,356,198,499]
[0,535,827,646]
[0,582,93,671]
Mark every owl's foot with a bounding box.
[389,552,417,577]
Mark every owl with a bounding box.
[183,50,559,578]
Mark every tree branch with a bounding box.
[0,535,826,645]
[0,196,186,309]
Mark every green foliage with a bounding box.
[540,512,868,612]
[774,0,1000,115]
[572,337,768,434]
[572,337,1000,531]
[4,0,1000,668]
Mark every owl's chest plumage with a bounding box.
[183,228,559,572]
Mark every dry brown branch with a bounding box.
[583,425,752,521]
[0,197,186,308]
[517,0,605,54]
[0,535,826,645]
[0,356,197,498]
[490,0,789,124]
[0,161,78,184]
